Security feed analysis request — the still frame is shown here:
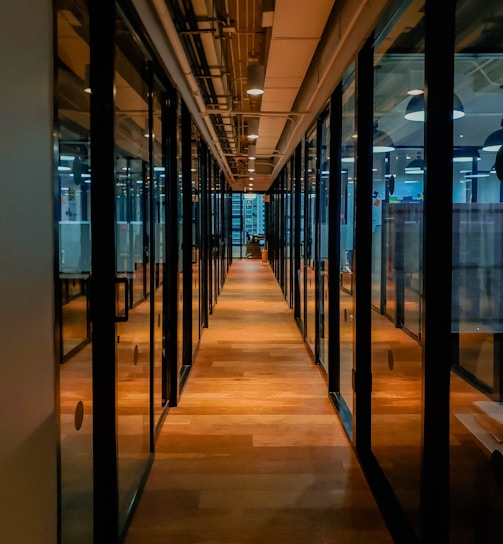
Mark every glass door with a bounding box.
[338,67,356,428]
[305,127,317,352]
[55,2,94,541]
[114,15,152,534]
[191,129,201,355]
[319,112,330,371]
[296,144,306,333]
[370,8,425,537]
[151,81,168,425]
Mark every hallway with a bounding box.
[124,259,394,543]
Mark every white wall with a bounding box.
[0,0,58,542]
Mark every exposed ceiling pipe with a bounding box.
[194,1,236,153]
[133,0,236,184]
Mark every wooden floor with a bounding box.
[124,259,394,544]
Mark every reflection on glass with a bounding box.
[177,103,184,378]
[338,66,356,426]
[231,193,243,258]
[305,129,317,351]
[285,161,293,307]
[450,2,503,538]
[212,171,221,307]
[298,143,306,333]
[231,193,267,260]
[319,113,330,371]
[192,126,200,353]
[56,1,94,541]
[152,85,167,425]
[114,17,151,534]
[371,3,425,537]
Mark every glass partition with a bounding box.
[55,1,94,541]
[211,167,221,308]
[319,112,330,371]
[305,127,317,351]
[114,15,152,533]
[297,142,306,333]
[177,99,184,380]
[287,160,294,307]
[192,128,201,355]
[338,65,356,426]
[449,1,503,540]
[371,3,425,536]
[231,193,243,258]
[152,81,167,424]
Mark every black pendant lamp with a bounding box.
[373,122,394,153]
[482,119,503,152]
[404,92,465,121]
[405,153,424,173]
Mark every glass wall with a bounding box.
[211,167,221,308]
[305,127,317,352]
[231,193,243,257]
[449,1,503,541]
[297,141,306,333]
[192,127,201,355]
[152,81,166,421]
[285,160,293,307]
[113,14,152,533]
[319,111,330,371]
[370,3,425,536]
[53,1,237,539]
[177,97,184,381]
[55,2,94,541]
[231,193,266,259]
[338,65,356,426]
[56,4,92,365]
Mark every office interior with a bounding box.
[1,0,503,542]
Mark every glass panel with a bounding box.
[231,193,243,258]
[192,127,200,353]
[152,83,167,422]
[245,194,266,257]
[305,129,317,350]
[211,171,219,306]
[319,113,329,371]
[285,161,292,306]
[450,1,503,540]
[55,1,94,541]
[231,193,266,259]
[371,3,425,537]
[177,99,184,378]
[114,16,151,534]
[339,66,356,423]
[298,143,306,332]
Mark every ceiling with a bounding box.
[139,0,503,194]
[57,0,503,193]
[147,0,337,192]
[58,0,379,192]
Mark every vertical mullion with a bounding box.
[147,63,155,448]
[165,87,179,407]
[328,86,342,394]
[420,0,455,540]
[89,0,118,539]
[182,102,193,369]
[354,35,374,452]
[294,145,301,321]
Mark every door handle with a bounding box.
[115,277,129,322]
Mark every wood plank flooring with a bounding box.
[124,259,394,544]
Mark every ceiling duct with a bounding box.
[190,1,237,156]
[134,0,235,182]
